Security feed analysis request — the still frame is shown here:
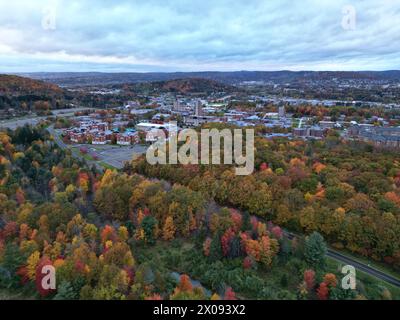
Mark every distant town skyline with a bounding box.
[0,0,400,72]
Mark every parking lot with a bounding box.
[78,144,147,169]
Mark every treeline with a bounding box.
[280,104,400,124]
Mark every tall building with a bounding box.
[194,99,204,116]
[278,106,286,118]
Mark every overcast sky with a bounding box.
[0,0,399,72]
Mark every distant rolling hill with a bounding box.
[0,74,64,95]
[18,70,400,87]
[119,78,239,95]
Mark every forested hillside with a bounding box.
[0,75,72,111]
[117,78,239,95]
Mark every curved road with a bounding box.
[47,125,104,171]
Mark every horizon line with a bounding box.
[3,69,400,74]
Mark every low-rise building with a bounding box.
[92,135,107,145]
[319,121,336,129]
[117,131,139,145]
[183,115,220,127]
[293,126,325,139]
[348,125,400,148]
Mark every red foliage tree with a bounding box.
[178,274,193,292]
[221,228,235,257]
[143,207,151,216]
[224,287,237,300]
[123,266,135,285]
[250,216,258,231]
[101,225,116,244]
[145,294,163,300]
[1,221,18,240]
[74,260,86,273]
[230,210,242,232]
[317,282,329,300]
[271,226,283,240]
[304,269,316,291]
[323,273,337,288]
[243,256,253,270]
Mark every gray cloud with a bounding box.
[0,0,399,72]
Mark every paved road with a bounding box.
[285,231,400,287]
[327,250,400,287]
[0,108,97,130]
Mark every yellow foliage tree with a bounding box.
[118,226,129,241]
[162,216,176,241]
[210,293,220,300]
[27,251,41,280]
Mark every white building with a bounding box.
[136,122,178,132]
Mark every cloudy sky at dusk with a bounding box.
[0,0,399,72]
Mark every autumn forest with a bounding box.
[0,124,399,300]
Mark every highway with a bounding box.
[285,231,400,287]
[0,108,97,130]
[327,249,400,287]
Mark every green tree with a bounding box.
[209,232,222,261]
[304,232,327,270]
[141,216,158,245]
[53,281,79,300]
